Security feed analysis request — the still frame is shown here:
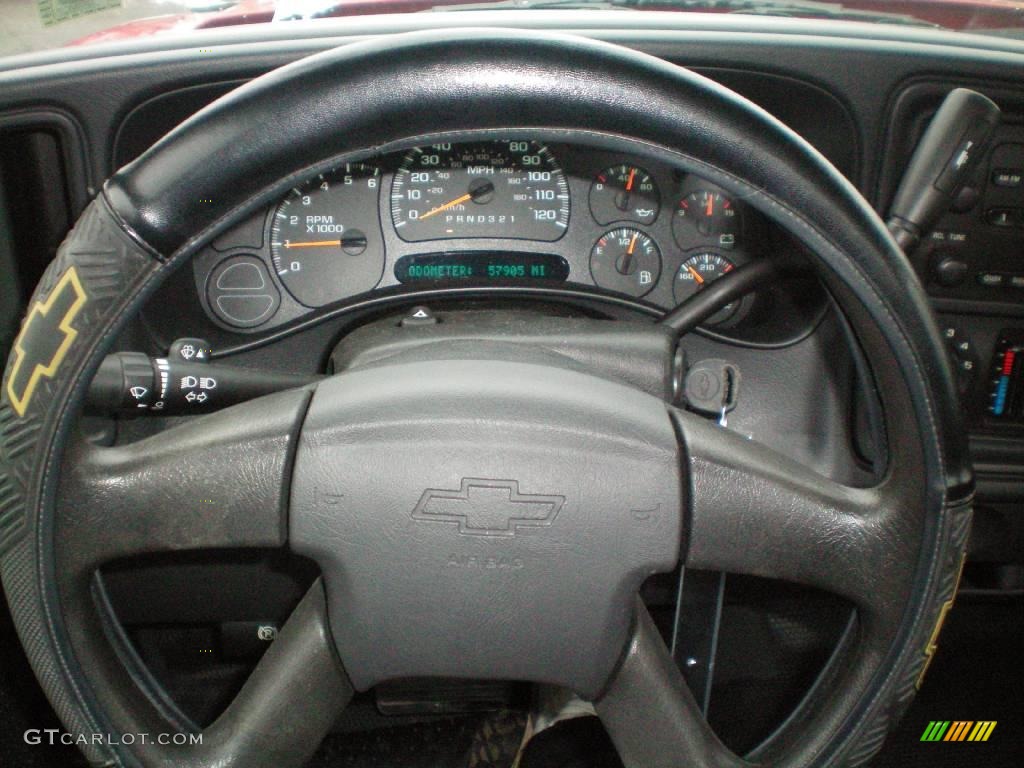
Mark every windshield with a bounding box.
[2,0,1024,59]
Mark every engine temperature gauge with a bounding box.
[674,252,739,325]
[590,228,661,298]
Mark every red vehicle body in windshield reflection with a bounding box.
[67,0,1024,47]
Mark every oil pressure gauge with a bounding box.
[589,164,660,225]
[590,227,661,298]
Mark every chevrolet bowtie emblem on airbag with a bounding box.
[411,478,564,537]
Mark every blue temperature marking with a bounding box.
[993,376,1011,416]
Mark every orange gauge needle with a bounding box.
[686,265,705,285]
[617,231,642,276]
[705,194,714,217]
[625,167,636,192]
[283,240,341,249]
[418,193,472,221]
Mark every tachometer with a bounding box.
[270,163,384,307]
[390,140,570,241]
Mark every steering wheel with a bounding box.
[0,29,972,768]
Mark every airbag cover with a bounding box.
[289,359,681,697]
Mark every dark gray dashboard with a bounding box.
[0,9,1021,545]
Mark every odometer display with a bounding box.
[394,253,570,283]
[390,141,570,242]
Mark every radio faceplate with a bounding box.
[915,131,1024,304]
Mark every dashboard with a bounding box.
[0,4,1021,602]
[195,140,766,332]
[2,11,1019,445]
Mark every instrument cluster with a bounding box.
[194,140,765,333]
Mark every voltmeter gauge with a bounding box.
[674,251,739,325]
[673,190,740,250]
[589,164,660,225]
[270,162,384,307]
[590,227,661,298]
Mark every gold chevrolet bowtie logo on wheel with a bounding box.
[5,267,87,417]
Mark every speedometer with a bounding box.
[390,140,570,242]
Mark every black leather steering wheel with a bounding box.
[0,29,973,768]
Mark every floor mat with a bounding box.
[308,711,525,768]
[0,594,1018,767]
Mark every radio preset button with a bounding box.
[992,169,1023,188]
[978,272,1006,287]
[985,208,1018,227]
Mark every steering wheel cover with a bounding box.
[0,198,162,765]
[0,29,971,768]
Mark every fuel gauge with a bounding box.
[590,227,661,298]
